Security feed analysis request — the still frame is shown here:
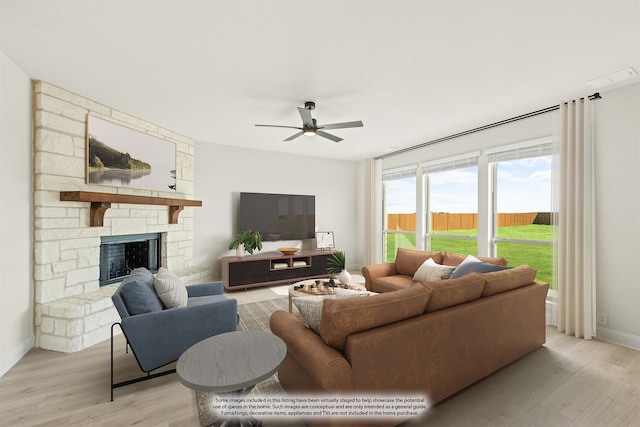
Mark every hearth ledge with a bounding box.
[36,266,212,353]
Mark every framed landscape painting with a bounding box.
[86,115,177,192]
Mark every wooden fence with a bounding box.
[386,212,545,231]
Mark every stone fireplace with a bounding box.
[33,81,210,352]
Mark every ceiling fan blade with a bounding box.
[316,130,343,143]
[297,107,314,127]
[318,120,364,130]
[255,124,303,130]
[284,131,304,141]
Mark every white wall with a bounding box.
[0,52,33,376]
[593,83,640,348]
[193,143,361,281]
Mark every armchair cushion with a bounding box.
[118,279,164,316]
[153,267,188,308]
[127,267,156,286]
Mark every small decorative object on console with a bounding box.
[277,247,299,255]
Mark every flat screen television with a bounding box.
[239,192,316,241]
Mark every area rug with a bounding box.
[237,297,292,396]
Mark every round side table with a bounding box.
[177,331,286,426]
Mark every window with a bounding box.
[382,168,416,262]
[489,140,555,288]
[423,155,478,255]
[379,139,554,290]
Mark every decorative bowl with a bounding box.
[278,247,299,255]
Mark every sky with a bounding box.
[385,157,552,214]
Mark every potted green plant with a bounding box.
[229,229,263,257]
[327,251,351,285]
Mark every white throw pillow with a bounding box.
[153,267,188,308]
[292,296,326,333]
[413,258,456,283]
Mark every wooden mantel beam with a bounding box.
[60,191,202,227]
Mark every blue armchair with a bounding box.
[110,268,238,400]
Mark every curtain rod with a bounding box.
[374,92,601,160]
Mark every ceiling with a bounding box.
[2,1,639,162]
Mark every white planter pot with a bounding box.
[236,243,246,257]
[338,269,351,285]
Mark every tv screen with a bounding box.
[240,192,316,241]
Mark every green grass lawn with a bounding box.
[386,225,555,288]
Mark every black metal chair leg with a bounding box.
[110,322,176,401]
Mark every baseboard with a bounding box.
[596,327,640,351]
[0,334,34,378]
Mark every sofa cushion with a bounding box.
[118,279,165,315]
[481,264,538,297]
[154,267,188,308]
[421,272,486,313]
[395,248,444,276]
[413,258,456,283]
[371,275,416,293]
[442,252,507,267]
[320,285,431,352]
[450,255,511,279]
[293,294,369,333]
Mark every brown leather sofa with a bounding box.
[363,248,509,292]
[270,249,548,427]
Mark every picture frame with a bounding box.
[315,231,335,250]
[86,114,177,192]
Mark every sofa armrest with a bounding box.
[120,297,238,372]
[362,263,397,291]
[186,281,224,297]
[270,310,353,391]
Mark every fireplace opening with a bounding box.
[99,233,161,286]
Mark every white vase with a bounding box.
[236,243,246,257]
[338,269,351,285]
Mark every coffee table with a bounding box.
[177,331,287,426]
[288,276,368,313]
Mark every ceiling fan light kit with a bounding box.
[255,101,363,143]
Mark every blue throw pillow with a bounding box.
[450,255,511,279]
[125,267,155,287]
[119,279,165,315]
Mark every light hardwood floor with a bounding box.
[1,285,638,427]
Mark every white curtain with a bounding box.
[364,158,383,265]
[555,96,596,339]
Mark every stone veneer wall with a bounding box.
[33,81,210,352]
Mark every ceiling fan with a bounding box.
[255,101,363,143]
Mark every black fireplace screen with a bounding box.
[99,233,161,286]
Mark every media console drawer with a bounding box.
[221,250,334,290]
